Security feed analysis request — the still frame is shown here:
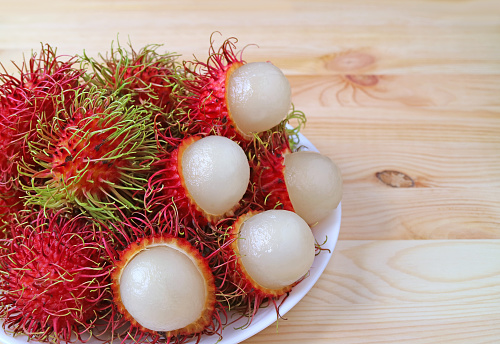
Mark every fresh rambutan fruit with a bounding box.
[0,210,112,343]
[147,134,250,227]
[283,150,343,225]
[102,210,233,344]
[246,113,342,225]
[81,41,179,114]
[22,86,157,221]
[0,44,85,194]
[220,209,315,320]
[177,35,292,143]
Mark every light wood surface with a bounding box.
[1,0,499,343]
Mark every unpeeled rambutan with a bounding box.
[81,41,179,113]
[22,86,158,220]
[0,44,84,183]
[0,210,112,343]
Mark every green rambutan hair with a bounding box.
[21,86,158,221]
[80,39,180,112]
[0,209,113,343]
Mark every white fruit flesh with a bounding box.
[119,245,206,332]
[227,62,291,134]
[284,151,343,225]
[181,136,250,216]
[238,210,315,290]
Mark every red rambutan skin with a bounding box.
[0,210,112,343]
[0,187,25,235]
[245,129,295,213]
[175,37,250,144]
[147,135,228,229]
[0,44,85,207]
[101,210,234,344]
[82,42,178,113]
[22,87,157,221]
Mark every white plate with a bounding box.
[0,132,341,344]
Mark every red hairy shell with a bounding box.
[101,211,235,344]
[0,210,112,343]
[175,37,249,144]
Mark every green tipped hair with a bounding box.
[20,86,158,221]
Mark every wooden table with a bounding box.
[1,1,499,343]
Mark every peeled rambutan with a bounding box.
[22,86,157,220]
[284,151,343,225]
[177,36,292,143]
[246,119,343,225]
[0,210,112,343]
[102,210,233,344]
[147,134,250,227]
[220,209,315,321]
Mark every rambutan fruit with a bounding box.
[0,210,112,343]
[284,151,343,225]
[147,134,250,227]
[247,125,343,224]
[103,211,233,343]
[81,41,179,113]
[0,44,85,197]
[22,86,157,220]
[0,187,25,236]
[177,36,292,143]
[221,209,315,319]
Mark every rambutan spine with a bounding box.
[0,209,113,343]
[0,44,85,208]
[100,209,236,344]
[20,86,158,221]
[80,40,180,112]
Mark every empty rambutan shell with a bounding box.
[147,135,249,226]
[0,210,112,343]
[284,151,343,225]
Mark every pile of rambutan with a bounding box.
[0,35,343,344]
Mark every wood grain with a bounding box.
[0,0,499,343]
[243,240,500,343]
